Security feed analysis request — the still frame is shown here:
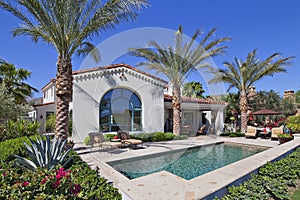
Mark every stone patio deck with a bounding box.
[74,135,300,200]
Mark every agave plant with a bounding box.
[13,135,73,172]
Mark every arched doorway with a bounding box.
[99,88,142,132]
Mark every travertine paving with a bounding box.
[75,135,300,200]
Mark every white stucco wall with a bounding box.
[42,85,55,104]
[34,103,56,133]
[72,65,166,142]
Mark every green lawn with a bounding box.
[292,187,300,200]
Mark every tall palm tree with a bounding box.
[129,25,230,135]
[0,0,148,139]
[209,50,294,133]
[0,59,38,104]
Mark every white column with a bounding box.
[214,109,224,135]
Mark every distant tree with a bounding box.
[209,50,294,133]
[130,25,230,135]
[0,0,148,139]
[281,97,297,117]
[0,60,38,104]
[295,90,300,104]
[182,81,205,98]
[0,84,29,125]
[249,90,281,112]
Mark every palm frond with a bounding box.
[76,42,100,63]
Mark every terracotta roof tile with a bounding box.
[33,102,55,107]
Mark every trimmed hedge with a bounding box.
[217,147,300,199]
[130,132,187,142]
[220,132,245,137]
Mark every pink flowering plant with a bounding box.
[40,167,82,197]
[0,165,82,199]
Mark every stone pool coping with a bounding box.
[75,135,300,200]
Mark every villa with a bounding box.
[29,63,226,142]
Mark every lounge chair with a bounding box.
[245,126,257,138]
[271,126,284,140]
[117,131,143,149]
[89,132,122,152]
[196,125,207,136]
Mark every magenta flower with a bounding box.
[71,184,82,195]
[56,168,68,180]
[52,180,60,189]
[41,177,48,185]
[56,174,61,180]
[22,182,29,187]
[2,172,7,177]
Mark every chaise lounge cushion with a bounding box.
[118,131,143,148]
[271,126,284,139]
[89,132,122,151]
[245,126,257,138]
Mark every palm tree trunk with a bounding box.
[172,86,181,135]
[55,56,72,139]
[239,92,248,133]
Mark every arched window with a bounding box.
[100,88,142,132]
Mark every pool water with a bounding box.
[108,142,267,180]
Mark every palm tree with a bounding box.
[0,60,38,104]
[209,50,294,133]
[0,0,148,139]
[182,81,205,98]
[129,25,230,135]
[221,92,240,124]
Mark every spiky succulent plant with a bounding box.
[13,135,73,172]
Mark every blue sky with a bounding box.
[1,0,300,97]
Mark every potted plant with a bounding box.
[278,133,294,144]
[278,123,294,144]
[286,115,300,133]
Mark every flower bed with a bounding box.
[0,137,122,199]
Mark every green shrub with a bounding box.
[131,132,178,142]
[104,134,117,141]
[220,132,244,137]
[218,146,300,199]
[173,135,188,140]
[0,119,39,142]
[131,133,153,142]
[220,132,230,136]
[0,135,39,162]
[165,132,175,140]
[229,132,244,137]
[152,132,166,141]
[84,136,91,145]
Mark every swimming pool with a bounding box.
[108,142,267,180]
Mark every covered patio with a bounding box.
[164,95,226,136]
